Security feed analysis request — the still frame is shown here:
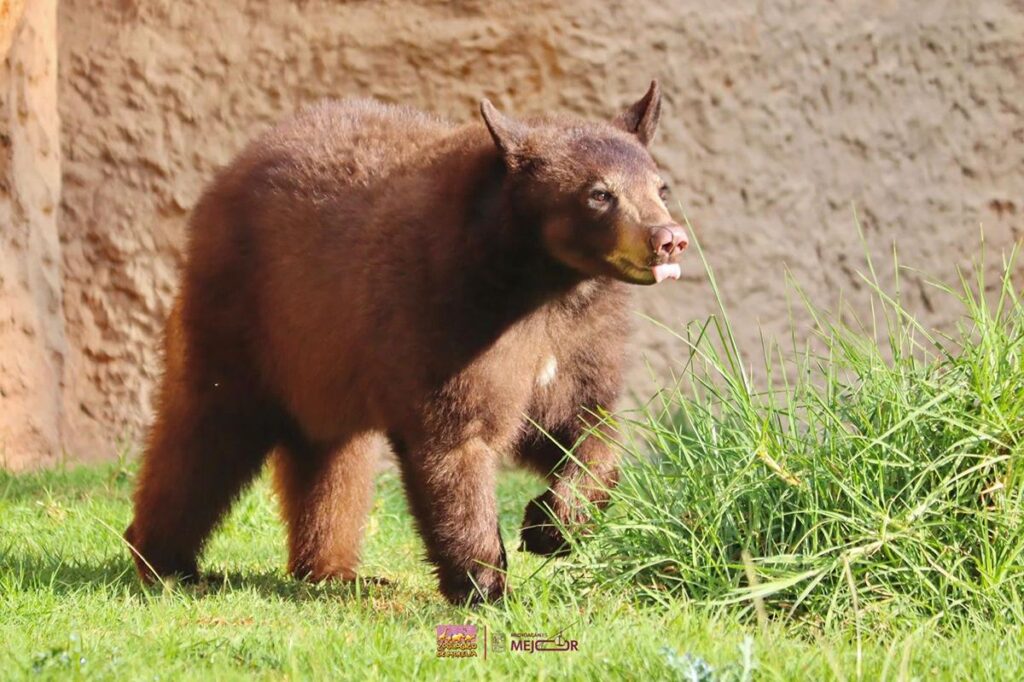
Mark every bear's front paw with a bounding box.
[520,497,571,557]
[439,562,506,605]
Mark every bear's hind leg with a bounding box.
[125,389,275,582]
[273,433,379,582]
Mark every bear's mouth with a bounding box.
[607,255,681,285]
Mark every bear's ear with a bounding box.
[480,99,527,163]
[613,80,662,146]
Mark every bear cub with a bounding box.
[125,81,688,603]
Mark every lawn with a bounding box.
[2,245,1022,680]
[0,461,1020,680]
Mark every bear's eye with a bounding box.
[590,189,614,204]
[659,185,670,202]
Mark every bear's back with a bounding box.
[241,98,455,197]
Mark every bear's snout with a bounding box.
[648,223,689,259]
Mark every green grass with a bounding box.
[2,245,1022,680]
[563,244,1024,635]
[0,463,1020,679]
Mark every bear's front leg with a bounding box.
[393,434,506,604]
[519,422,620,557]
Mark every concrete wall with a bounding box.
[0,0,1021,468]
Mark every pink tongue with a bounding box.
[652,263,682,283]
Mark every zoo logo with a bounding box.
[435,625,478,658]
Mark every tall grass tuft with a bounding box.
[566,240,1024,627]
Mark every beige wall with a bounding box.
[0,0,1021,468]
[1,0,63,469]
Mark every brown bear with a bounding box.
[124,81,688,604]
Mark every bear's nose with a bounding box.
[649,224,689,257]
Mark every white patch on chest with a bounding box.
[537,355,558,388]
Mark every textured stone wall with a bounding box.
[0,0,63,469]
[2,0,1022,467]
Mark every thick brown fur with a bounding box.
[125,82,687,603]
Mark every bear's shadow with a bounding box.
[1,552,400,603]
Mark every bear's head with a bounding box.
[480,81,688,285]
